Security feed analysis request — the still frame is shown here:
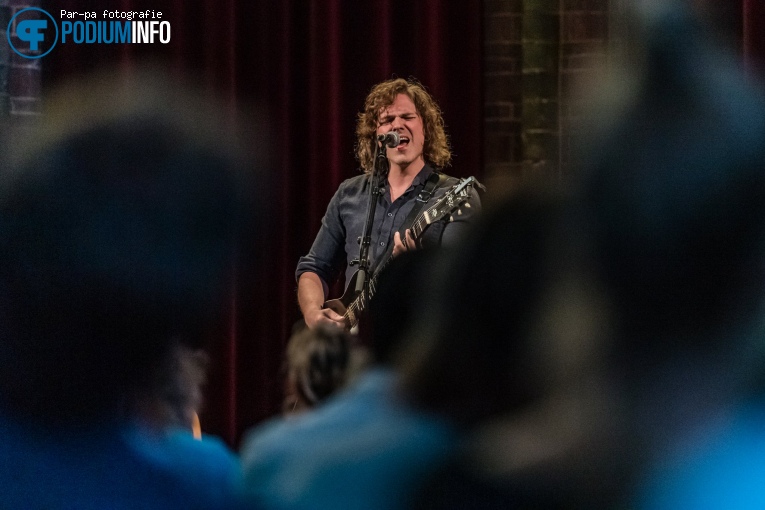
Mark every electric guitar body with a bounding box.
[323,271,360,318]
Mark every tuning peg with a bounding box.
[457,209,463,215]
[449,215,454,222]
[464,203,471,208]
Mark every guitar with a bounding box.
[324,176,479,330]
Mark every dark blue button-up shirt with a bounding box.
[296,165,481,291]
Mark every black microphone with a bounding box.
[377,131,400,148]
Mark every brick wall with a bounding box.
[484,0,610,178]
[1,0,42,119]
[559,0,609,172]
[484,0,524,176]
[522,0,560,175]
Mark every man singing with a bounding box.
[296,78,481,330]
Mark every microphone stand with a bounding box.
[350,139,389,298]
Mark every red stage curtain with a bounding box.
[743,0,765,75]
[43,0,483,446]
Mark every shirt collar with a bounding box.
[410,164,435,189]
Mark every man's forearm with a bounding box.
[298,272,347,329]
[297,272,328,317]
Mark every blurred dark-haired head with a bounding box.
[283,326,353,414]
[561,1,765,480]
[575,1,765,360]
[0,69,261,426]
[366,249,437,366]
[400,182,601,427]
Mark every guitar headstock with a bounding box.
[421,176,477,226]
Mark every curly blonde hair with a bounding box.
[355,78,452,174]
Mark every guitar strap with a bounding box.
[403,171,447,234]
[370,171,446,275]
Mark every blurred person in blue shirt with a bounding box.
[0,68,261,510]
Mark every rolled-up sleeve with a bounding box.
[295,183,348,285]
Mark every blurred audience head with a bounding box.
[407,3,765,508]
[400,180,606,428]
[576,0,765,372]
[366,249,437,366]
[283,326,353,414]
[570,0,765,499]
[132,343,210,432]
[402,180,624,507]
[0,68,260,428]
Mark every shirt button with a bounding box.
[380,242,385,246]
[387,213,393,217]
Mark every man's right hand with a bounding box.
[304,307,346,330]
[298,272,347,330]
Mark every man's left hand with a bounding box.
[392,229,418,258]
